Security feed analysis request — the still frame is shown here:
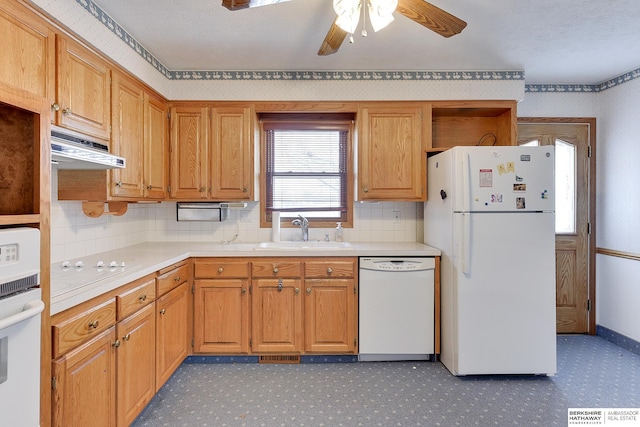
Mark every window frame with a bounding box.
[259,114,354,228]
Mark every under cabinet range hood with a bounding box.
[50,126,125,169]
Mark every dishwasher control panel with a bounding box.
[359,257,435,271]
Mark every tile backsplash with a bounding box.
[50,168,420,263]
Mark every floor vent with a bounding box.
[259,355,301,364]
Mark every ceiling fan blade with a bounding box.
[317,19,348,56]
[222,0,294,11]
[396,0,467,38]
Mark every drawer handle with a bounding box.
[218,267,224,273]
[139,294,147,302]
[174,276,181,282]
[123,333,131,341]
[112,339,121,348]
[88,320,99,330]
[273,267,279,274]
[62,107,72,115]
[327,267,333,274]
[295,287,300,294]
[160,308,166,315]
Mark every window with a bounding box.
[260,114,354,227]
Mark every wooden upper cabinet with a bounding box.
[55,35,111,140]
[210,106,254,200]
[0,2,55,102]
[169,106,209,199]
[111,71,144,198]
[144,92,168,199]
[357,104,427,201]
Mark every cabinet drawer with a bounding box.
[252,260,302,278]
[157,264,189,296]
[117,278,156,320]
[305,260,356,278]
[194,260,249,278]
[52,299,116,358]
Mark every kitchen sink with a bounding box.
[254,241,354,250]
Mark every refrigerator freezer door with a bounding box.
[452,146,555,213]
[447,211,556,376]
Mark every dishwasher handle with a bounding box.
[359,257,436,272]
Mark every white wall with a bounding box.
[594,78,640,342]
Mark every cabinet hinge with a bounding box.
[354,285,357,295]
[587,299,591,311]
[249,338,252,347]
[354,338,357,347]
[52,376,57,390]
[191,337,195,348]
[588,146,592,158]
[249,285,252,295]
[587,222,592,235]
[167,111,171,120]
[167,185,172,194]
[192,283,195,294]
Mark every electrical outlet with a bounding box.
[393,210,401,224]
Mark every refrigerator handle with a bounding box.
[462,153,471,212]
[462,213,471,275]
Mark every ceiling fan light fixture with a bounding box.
[368,0,397,32]
[333,0,361,34]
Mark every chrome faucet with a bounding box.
[292,215,309,241]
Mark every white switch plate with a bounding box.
[392,210,401,224]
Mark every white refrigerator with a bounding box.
[424,146,556,376]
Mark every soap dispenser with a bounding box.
[334,222,344,242]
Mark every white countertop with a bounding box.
[50,241,441,315]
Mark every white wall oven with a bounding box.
[0,228,43,427]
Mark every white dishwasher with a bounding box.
[358,257,435,362]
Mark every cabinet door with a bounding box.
[156,282,190,390]
[144,92,168,199]
[305,279,356,353]
[0,2,55,102]
[252,278,303,353]
[56,35,111,140]
[111,71,144,198]
[117,304,156,427]
[52,327,117,427]
[210,106,253,200]
[358,105,425,200]
[169,106,209,199]
[194,279,249,354]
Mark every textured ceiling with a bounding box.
[94,0,640,84]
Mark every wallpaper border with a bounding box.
[78,0,638,91]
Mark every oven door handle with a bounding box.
[0,299,44,331]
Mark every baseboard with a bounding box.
[596,325,640,356]
[183,355,359,364]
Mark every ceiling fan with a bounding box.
[221,0,467,56]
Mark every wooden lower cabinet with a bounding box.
[305,278,356,353]
[192,257,357,355]
[52,327,117,427]
[117,303,156,427]
[156,281,190,389]
[251,278,304,353]
[194,278,250,353]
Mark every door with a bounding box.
[518,121,594,333]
